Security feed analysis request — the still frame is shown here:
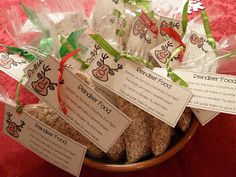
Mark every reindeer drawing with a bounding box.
[133,20,152,44]
[0,52,26,69]
[190,33,209,53]
[160,20,180,36]
[31,64,63,96]
[92,53,123,82]
[86,44,102,64]
[27,59,43,78]
[155,41,174,64]
[6,112,25,138]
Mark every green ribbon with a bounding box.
[181,0,189,37]
[60,29,88,58]
[15,74,27,113]
[113,9,126,37]
[0,44,37,61]
[39,37,53,54]
[89,33,154,69]
[201,10,217,50]
[166,46,189,87]
[20,2,46,32]
[123,0,151,11]
[60,35,90,70]
[20,3,52,55]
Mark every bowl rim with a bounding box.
[83,117,199,172]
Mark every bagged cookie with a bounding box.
[116,97,151,163]
[150,117,173,156]
[177,107,192,132]
[25,102,104,158]
[107,134,126,161]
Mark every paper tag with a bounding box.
[0,52,29,81]
[25,56,131,152]
[4,104,86,177]
[23,57,44,78]
[184,31,214,61]
[158,17,183,44]
[191,108,219,125]
[86,51,192,127]
[126,16,159,58]
[24,56,82,78]
[149,38,180,68]
[154,68,236,115]
[85,43,102,64]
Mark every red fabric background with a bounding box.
[0,0,236,177]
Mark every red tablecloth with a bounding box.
[0,0,236,177]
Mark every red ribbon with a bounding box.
[140,10,158,35]
[161,27,186,62]
[58,49,80,115]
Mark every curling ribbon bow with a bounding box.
[161,27,186,62]
[58,49,81,115]
[60,35,90,70]
[140,10,158,36]
[0,44,37,62]
[160,0,189,62]
[201,10,217,50]
[89,33,154,69]
[166,46,188,87]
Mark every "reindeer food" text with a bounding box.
[78,85,112,114]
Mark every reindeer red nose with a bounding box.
[38,82,46,89]
[9,123,16,132]
[98,69,105,76]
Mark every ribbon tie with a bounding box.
[89,33,154,69]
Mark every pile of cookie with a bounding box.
[25,72,192,163]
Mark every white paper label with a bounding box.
[23,57,44,78]
[184,31,214,61]
[154,68,236,115]
[149,38,180,68]
[158,17,183,44]
[4,104,86,177]
[191,108,219,125]
[0,52,29,81]
[25,56,131,152]
[86,51,192,127]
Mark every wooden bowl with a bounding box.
[84,117,199,172]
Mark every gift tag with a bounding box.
[24,57,44,78]
[158,17,183,44]
[0,52,29,81]
[149,38,180,68]
[154,68,236,116]
[85,43,102,64]
[126,15,159,58]
[191,108,219,125]
[4,103,86,177]
[25,56,131,152]
[184,31,215,62]
[86,50,192,127]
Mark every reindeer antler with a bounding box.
[41,64,51,77]
[6,112,12,121]
[163,41,173,50]
[172,22,180,29]
[100,53,109,63]
[111,64,123,72]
